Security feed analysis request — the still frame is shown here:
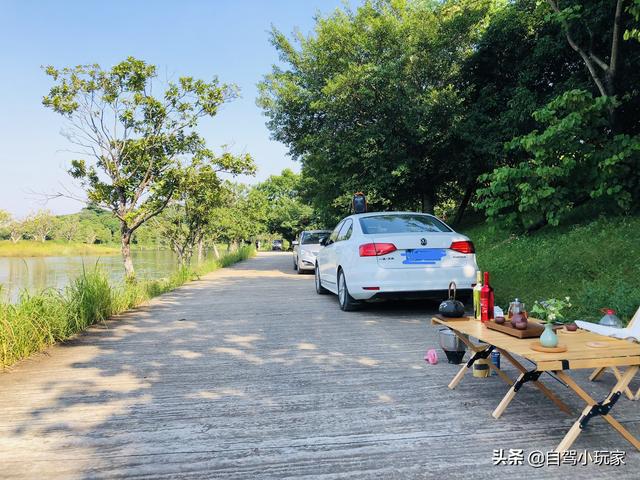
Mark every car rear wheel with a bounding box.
[315,265,328,294]
[338,269,360,311]
[293,257,298,271]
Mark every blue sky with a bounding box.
[0,0,349,216]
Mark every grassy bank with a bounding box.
[463,216,640,324]
[0,240,121,257]
[0,246,255,368]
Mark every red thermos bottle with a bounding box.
[480,272,494,323]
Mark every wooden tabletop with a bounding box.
[432,316,640,371]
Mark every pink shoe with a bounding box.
[425,349,438,365]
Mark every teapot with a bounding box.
[439,282,466,318]
[508,298,528,329]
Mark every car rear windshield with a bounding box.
[359,214,451,234]
[301,232,330,244]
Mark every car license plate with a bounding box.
[401,248,446,265]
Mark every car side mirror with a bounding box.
[292,240,298,246]
[320,237,327,246]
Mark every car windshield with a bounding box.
[359,214,451,234]
[301,232,329,245]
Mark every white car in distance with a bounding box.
[314,212,478,311]
[293,230,332,273]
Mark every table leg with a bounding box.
[456,336,512,387]
[589,367,606,381]
[554,367,640,453]
[447,343,493,390]
[492,374,522,419]
[495,351,572,416]
[444,332,512,390]
[488,361,513,386]
[589,366,635,400]
[448,363,468,389]
[610,367,635,400]
[531,379,573,415]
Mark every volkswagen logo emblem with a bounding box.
[420,238,427,246]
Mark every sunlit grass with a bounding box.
[464,215,640,323]
[0,240,121,257]
[0,240,166,257]
[0,246,255,367]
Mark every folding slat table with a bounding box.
[431,315,640,452]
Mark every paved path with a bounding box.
[1,252,639,479]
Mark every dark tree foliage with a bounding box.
[259,0,496,221]
[260,0,640,230]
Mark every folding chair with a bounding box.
[577,306,640,400]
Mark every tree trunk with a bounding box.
[212,243,220,259]
[197,237,204,263]
[120,225,135,280]
[453,183,475,225]
[421,192,435,215]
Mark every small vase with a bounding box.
[540,323,558,348]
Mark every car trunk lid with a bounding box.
[369,233,472,269]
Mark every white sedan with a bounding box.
[292,230,331,272]
[314,212,478,311]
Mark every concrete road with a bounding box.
[1,252,639,479]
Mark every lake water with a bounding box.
[0,250,187,303]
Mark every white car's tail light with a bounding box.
[449,241,475,254]
[359,242,397,256]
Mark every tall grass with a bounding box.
[464,216,640,323]
[0,240,121,257]
[0,246,255,368]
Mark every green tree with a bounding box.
[53,215,80,242]
[0,210,11,240]
[7,220,25,243]
[78,224,98,244]
[258,0,496,220]
[208,183,267,250]
[625,0,640,41]
[451,0,586,223]
[43,57,248,279]
[546,1,625,102]
[475,1,640,229]
[158,157,255,266]
[0,210,22,243]
[256,169,314,241]
[478,90,640,230]
[25,210,54,242]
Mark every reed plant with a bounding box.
[0,246,254,368]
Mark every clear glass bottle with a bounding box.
[473,271,482,319]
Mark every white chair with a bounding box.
[580,306,640,400]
